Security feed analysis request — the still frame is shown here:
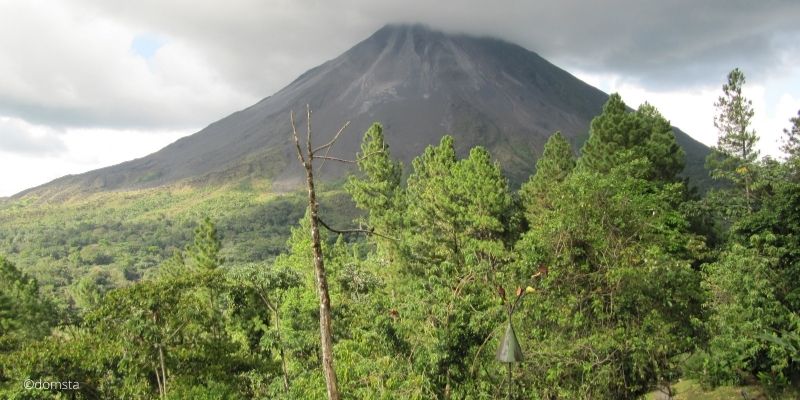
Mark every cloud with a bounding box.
[0,116,66,156]
[574,70,800,159]
[0,1,254,130]
[69,0,800,92]
[3,0,798,132]
[0,126,189,196]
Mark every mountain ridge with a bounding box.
[15,24,709,200]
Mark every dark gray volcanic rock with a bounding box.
[17,24,709,199]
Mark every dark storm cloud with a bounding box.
[74,0,800,94]
[2,0,798,131]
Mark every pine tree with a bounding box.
[345,123,403,244]
[781,109,800,165]
[520,131,575,215]
[187,217,221,270]
[578,94,684,182]
[637,103,685,182]
[713,68,758,163]
[401,138,513,398]
[706,68,760,209]
[403,135,458,269]
[578,93,635,174]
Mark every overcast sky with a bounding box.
[1,0,799,196]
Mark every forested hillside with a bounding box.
[1,70,799,399]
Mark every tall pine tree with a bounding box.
[187,217,222,270]
[706,68,759,209]
[400,138,514,398]
[520,131,575,215]
[579,94,684,182]
[713,68,758,162]
[637,103,685,182]
[782,109,800,168]
[345,123,403,255]
[578,93,635,174]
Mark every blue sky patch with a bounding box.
[131,34,165,59]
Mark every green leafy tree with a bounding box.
[579,94,684,182]
[187,216,222,270]
[399,138,515,398]
[782,110,800,168]
[0,256,56,352]
[515,161,704,399]
[226,262,302,394]
[70,270,114,312]
[520,131,575,215]
[699,159,800,389]
[706,68,759,209]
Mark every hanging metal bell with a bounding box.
[495,322,524,363]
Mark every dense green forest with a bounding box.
[1,69,799,399]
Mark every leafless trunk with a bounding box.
[155,366,163,399]
[153,312,168,399]
[288,106,392,399]
[158,343,168,398]
[306,160,340,400]
[290,106,346,400]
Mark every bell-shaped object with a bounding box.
[495,322,524,363]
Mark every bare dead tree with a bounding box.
[289,105,399,400]
[290,105,344,400]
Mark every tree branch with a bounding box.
[317,218,397,241]
[315,156,357,164]
[306,104,312,157]
[316,121,351,173]
[290,111,306,164]
[312,121,351,155]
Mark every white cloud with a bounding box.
[573,70,800,159]
[0,116,66,155]
[0,0,254,129]
[0,123,189,197]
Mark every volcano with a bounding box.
[18,24,709,199]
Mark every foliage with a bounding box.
[689,70,800,394]
[519,131,575,216]
[0,256,57,352]
[3,83,800,398]
[705,68,759,214]
[578,94,685,183]
[516,161,704,399]
[698,159,800,388]
[782,109,800,170]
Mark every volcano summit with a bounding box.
[18,24,708,199]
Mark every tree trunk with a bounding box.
[303,157,341,400]
[275,307,290,393]
[158,344,168,398]
[155,366,163,399]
